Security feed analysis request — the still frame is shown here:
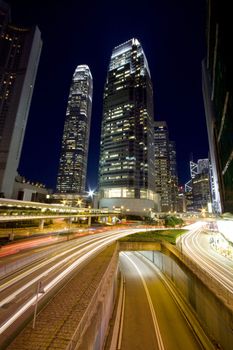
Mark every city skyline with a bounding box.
[6,0,209,191]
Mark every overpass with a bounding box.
[0,198,119,227]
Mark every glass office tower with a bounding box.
[0,1,42,198]
[99,38,159,214]
[57,65,93,194]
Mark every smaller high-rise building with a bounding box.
[169,140,178,211]
[56,65,93,194]
[185,158,212,212]
[154,121,178,212]
[192,172,211,212]
[0,1,42,198]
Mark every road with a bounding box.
[114,251,213,350]
[180,222,233,295]
[0,228,143,343]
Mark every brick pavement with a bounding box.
[6,244,117,350]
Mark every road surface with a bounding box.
[115,251,213,350]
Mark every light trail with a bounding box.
[0,236,56,257]
[0,229,142,334]
[0,230,122,293]
[181,226,233,294]
[0,229,135,306]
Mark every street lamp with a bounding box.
[76,199,82,207]
[33,281,45,329]
[88,189,94,198]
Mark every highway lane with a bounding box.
[180,223,233,295]
[0,230,125,293]
[118,252,213,350]
[0,228,144,338]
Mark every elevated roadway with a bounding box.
[0,198,118,223]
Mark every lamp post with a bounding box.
[32,281,45,329]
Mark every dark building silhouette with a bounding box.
[202,0,233,213]
[0,0,42,198]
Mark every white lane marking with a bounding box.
[122,252,165,350]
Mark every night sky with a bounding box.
[7,0,208,191]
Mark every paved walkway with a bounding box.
[6,244,117,350]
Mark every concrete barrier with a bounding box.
[66,249,119,350]
[139,245,233,350]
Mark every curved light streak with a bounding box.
[0,229,142,334]
[181,227,233,294]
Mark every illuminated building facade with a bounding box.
[0,1,42,198]
[99,38,159,214]
[192,159,211,211]
[185,158,212,212]
[57,65,93,194]
[169,140,178,211]
[202,0,233,213]
[154,121,178,212]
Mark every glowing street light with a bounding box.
[88,189,94,197]
[76,199,82,207]
[62,200,67,206]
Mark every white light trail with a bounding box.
[181,227,233,294]
[0,229,141,334]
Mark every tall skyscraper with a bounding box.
[57,65,93,194]
[202,0,233,213]
[154,121,178,212]
[98,38,159,214]
[0,1,42,198]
